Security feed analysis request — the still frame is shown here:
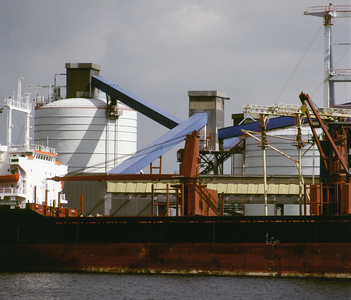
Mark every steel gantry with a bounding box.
[242,101,351,216]
[243,103,351,119]
[242,106,305,216]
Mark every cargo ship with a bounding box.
[1,5,351,277]
[0,92,350,277]
[1,205,350,277]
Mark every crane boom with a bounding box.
[299,92,349,178]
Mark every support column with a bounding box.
[151,184,154,216]
[166,184,169,216]
[296,116,303,216]
[260,115,268,216]
[323,14,333,107]
[80,194,84,216]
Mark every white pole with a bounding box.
[7,105,12,148]
[263,145,268,216]
[25,94,30,149]
[324,13,332,107]
[260,115,268,216]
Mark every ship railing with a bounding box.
[7,144,57,155]
[29,203,79,217]
[0,187,15,194]
[31,144,57,155]
[305,5,351,14]
[0,186,25,195]
[4,97,31,111]
[328,68,351,76]
[8,145,32,153]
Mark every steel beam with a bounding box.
[92,75,182,129]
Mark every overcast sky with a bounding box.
[1,1,350,173]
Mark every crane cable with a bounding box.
[274,25,323,105]
[263,26,324,128]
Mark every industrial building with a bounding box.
[29,62,320,217]
[30,6,351,216]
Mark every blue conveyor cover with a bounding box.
[218,116,298,140]
[108,113,208,174]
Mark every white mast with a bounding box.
[25,93,31,149]
[17,74,24,103]
[4,74,31,150]
[6,102,12,148]
[305,4,351,107]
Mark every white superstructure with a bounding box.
[0,76,68,208]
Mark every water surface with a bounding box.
[0,272,350,300]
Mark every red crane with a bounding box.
[300,92,351,215]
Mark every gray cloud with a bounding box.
[1,1,350,172]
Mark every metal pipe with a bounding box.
[106,115,109,173]
[304,181,307,216]
[320,183,323,215]
[221,192,224,216]
[45,190,48,216]
[297,119,303,216]
[313,143,315,184]
[181,183,184,216]
[166,184,169,216]
[263,146,268,216]
[176,189,179,217]
[324,13,333,107]
[80,194,84,216]
[260,115,268,216]
[7,105,12,147]
[151,184,154,216]
[34,186,37,206]
[25,94,30,149]
[336,182,339,216]
[54,73,66,86]
[58,192,61,217]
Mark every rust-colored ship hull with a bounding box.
[1,242,350,277]
[0,207,350,277]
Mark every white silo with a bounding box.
[34,97,137,173]
[243,126,320,176]
[33,63,137,215]
[34,63,137,174]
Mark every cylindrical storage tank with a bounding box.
[232,153,244,175]
[243,127,320,176]
[34,97,137,173]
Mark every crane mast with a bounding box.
[300,92,351,216]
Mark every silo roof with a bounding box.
[39,98,106,109]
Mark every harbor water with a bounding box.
[0,272,350,299]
